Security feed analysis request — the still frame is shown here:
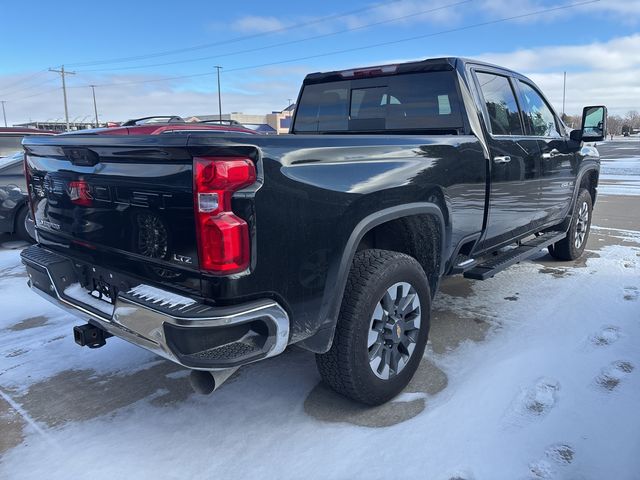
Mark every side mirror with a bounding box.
[579,105,607,142]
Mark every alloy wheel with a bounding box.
[367,282,421,380]
[574,201,589,249]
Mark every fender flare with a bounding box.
[298,202,447,353]
[570,166,600,214]
[549,166,599,235]
[576,166,599,197]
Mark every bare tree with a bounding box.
[562,114,581,129]
[624,110,640,129]
[607,115,624,135]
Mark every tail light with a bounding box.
[193,157,256,274]
[340,64,397,78]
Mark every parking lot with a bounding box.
[1,139,639,479]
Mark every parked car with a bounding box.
[21,57,605,405]
[0,127,55,157]
[113,116,257,134]
[0,151,35,241]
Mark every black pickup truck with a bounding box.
[21,57,606,405]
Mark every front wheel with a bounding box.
[548,188,593,261]
[315,249,431,405]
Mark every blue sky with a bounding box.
[1,0,639,123]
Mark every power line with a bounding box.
[0,69,49,96]
[9,87,61,102]
[224,0,602,74]
[0,75,58,99]
[67,71,215,89]
[77,0,472,73]
[63,0,601,91]
[65,0,408,68]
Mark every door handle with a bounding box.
[542,149,560,159]
[493,156,511,164]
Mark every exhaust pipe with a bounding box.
[189,367,239,395]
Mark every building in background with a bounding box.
[13,104,296,134]
[187,104,295,135]
[12,120,100,132]
[267,103,295,134]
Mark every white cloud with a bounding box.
[527,69,640,115]
[340,0,465,29]
[579,0,640,18]
[473,34,640,115]
[478,0,640,23]
[478,34,640,71]
[230,0,467,40]
[231,15,287,33]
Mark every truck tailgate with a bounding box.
[23,135,201,284]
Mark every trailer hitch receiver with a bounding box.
[73,324,112,348]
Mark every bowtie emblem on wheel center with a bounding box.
[387,318,402,343]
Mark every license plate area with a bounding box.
[88,277,116,306]
[61,264,129,317]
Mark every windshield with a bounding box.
[0,150,23,170]
[0,135,25,157]
[293,71,463,134]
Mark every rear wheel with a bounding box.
[315,249,431,405]
[548,188,592,261]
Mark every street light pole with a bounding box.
[49,65,76,131]
[214,66,223,122]
[562,71,566,117]
[0,101,7,127]
[90,85,99,128]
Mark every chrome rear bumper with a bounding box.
[21,245,290,370]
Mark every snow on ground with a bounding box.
[0,229,639,479]
[598,140,640,197]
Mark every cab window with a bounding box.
[518,81,561,138]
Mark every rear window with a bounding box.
[293,71,463,133]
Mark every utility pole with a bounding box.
[562,71,566,117]
[214,66,223,122]
[49,65,76,131]
[1,101,6,127]
[90,85,99,128]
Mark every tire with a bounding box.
[14,206,33,243]
[548,188,592,261]
[315,249,431,405]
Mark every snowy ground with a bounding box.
[0,142,639,480]
[598,138,640,197]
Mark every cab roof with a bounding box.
[303,57,520,84]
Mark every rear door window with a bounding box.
[293,71,463,133]
[475,72,523,136]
